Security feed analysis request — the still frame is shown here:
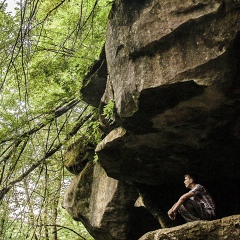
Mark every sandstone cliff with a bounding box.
[63,0,240,239]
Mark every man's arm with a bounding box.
[168,191,195,220]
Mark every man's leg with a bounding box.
[178,199,208,222]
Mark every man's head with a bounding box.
[184,172,199,189]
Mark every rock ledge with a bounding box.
[140,215,240,240]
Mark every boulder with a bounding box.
[69,0,240,238]
[103,0,240,117]
[96,0,240,225]
[63,162,160,240]
[139,215,240,240]
[81,46,108,107]
[64,137,95,175]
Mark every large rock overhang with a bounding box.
[97,0,240,219]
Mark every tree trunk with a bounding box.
[51,167,62,240]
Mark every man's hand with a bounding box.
[167,209,176,220]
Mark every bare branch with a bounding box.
[37,224,87,240]
[0,98,80,145]
[0,111,94,201]
[0,0,6,10]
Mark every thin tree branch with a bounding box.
[37,224,87,240]
[3,137,29,185]
[0,0,7,10]
[0,98,80,145]
[0,111,94,201]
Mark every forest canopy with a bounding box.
[0,0,111,239]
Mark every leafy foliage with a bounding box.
[0,0,112,239]
[102,99,115,124]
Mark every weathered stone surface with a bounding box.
[64,137,95,175]
[67,0,240,239]
[139,215,240,240]
[81,47,108,107]
[63,162,160,240]
[96,0,240,225]
[104,0,240,117]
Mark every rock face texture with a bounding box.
[139,215,240,240]
[64,0,240,239]
[103,0,240,117]
[63,162,159,240]
[97,0,240,226]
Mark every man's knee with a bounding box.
[178,204,186,213]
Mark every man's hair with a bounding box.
[184,172,199,183]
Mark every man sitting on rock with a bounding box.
[167,172,216,222]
